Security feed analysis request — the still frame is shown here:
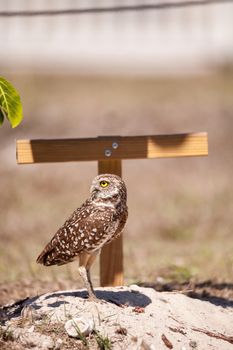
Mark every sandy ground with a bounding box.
[1,285,233,350]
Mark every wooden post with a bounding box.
[98,159,123,286]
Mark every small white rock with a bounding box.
[141,339,156,350]
[65,317,94,338]
[156,276,165,283]
[129,284,142,293]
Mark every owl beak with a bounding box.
[90,184,99,195]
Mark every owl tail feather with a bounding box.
[37,243,67,266]
[36,243,55,266]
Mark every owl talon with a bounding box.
[88,294,105,304]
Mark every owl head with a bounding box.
[90,174,127,203]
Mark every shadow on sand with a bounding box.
[0,288,152,325]
[42,289,152,308]
[139,280,233,308]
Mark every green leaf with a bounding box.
[0,77,23,128]
[0,107,5,126]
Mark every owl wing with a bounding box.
[36,200,115,266]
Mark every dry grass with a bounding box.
[0,71,232,302]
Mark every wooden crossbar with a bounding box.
[16,131,208,287]
[16,132,208,164]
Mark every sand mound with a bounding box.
[1,285,232,349]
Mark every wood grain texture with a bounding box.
[16,132,208,164]
[98,160,123,287]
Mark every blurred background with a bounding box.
[0,0,233,303]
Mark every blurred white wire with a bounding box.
[0,0,232,75]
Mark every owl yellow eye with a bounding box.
[100,180,109,188]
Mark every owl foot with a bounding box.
[87,294,106,304]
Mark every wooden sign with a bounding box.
[16,132,208,286]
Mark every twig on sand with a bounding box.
[161,333,173,349]
[168,326,186,335]
[191,327,233,345]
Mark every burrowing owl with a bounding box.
[37,174,128,300]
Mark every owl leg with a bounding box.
[79,252,97,300]
[86,250,100,298]
[78,265,96,299]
